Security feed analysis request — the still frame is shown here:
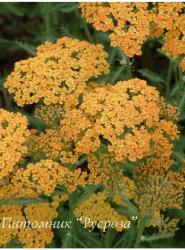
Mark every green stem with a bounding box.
[41,2,52,41]
[173,151,185,162]
[122,197,140,217]
[1,88,12,110]
[113,234,127,248]
[62,232,72,248]
[134,215,151,248]
[62,200,75,248]
[111,65,125,83]
[75,9,93,43]
[178,62,183,83]
[81,17,93,43]
[166,60,173,96]
[108,48,117,65]
[111,48,132,82]
[170,61,184,102]
[126,57,132,79]
[141,232,174,242]
[118,48,132,79]
[75,239,88,248]
[177,64,184,100]
[178,91,185,113]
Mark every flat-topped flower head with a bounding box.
[81,3,151,57]
[150,3,185,71]
[4,36,109,106]
[60,78,179,163]
[81,2,185,63]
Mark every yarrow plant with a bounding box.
[81,2,185,70]
[0,2,185,248]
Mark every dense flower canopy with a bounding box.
[60,79,179,163]
[81,2,185,71]
[81,3,151,58]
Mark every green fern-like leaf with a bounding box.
[0,38,36,55]
[178,92,185,121]
[0,3,24,16]
[59,3,79,13]
[138,68,166,85]
[74,185,101,207]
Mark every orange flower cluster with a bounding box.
[150,3,185,71]
[17,201,57,248]
[28,79,178,166]
[4,37,109,106]
[81,2,185,67]
[133,156,185,231]
[26,129,79,164]
[11,159,88,195]
[74,192,129,232]
[0,109,30,180]
[86,153,136,201]
[0,205,25,246]
[0,201,59,248]
[0,181,62,248]
[1,33,184,246]
[9,76,179,236]
[34,104,64,128]
[60,79,179,163]
[81,3,151,57]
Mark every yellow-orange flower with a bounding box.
[133,157,185,230]
[74,192,129,232]
[60,78,179,163]
[81,3,151,57]
[0,109,30,180]
[4,37,109,106]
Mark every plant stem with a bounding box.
[1,88,12,110]
[41,2,53,41]
[75,9,93,43]
[166,59,173,97]
[108,48,117,65]
[81,17,93,43]
[111,65,125,83]
[126,57,132,79]
[112,48,132,82]
[134,215,151,248]
[113,234,127,248]
[141,232,174,242]
[178,93,185,113]
[174,151,185,162]
[177,64,184,99]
